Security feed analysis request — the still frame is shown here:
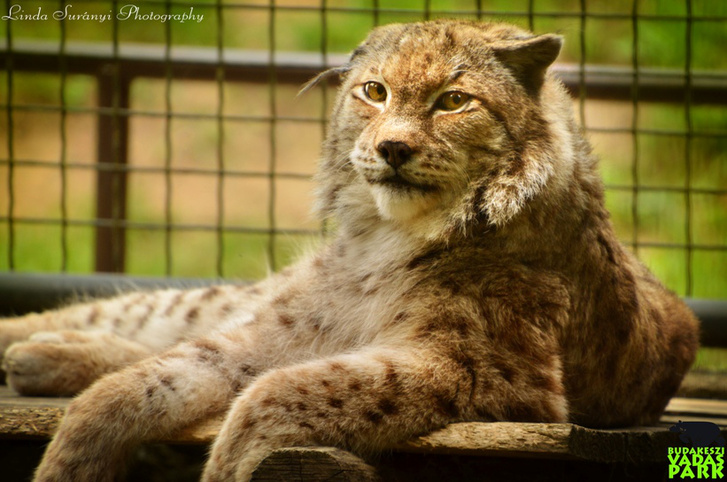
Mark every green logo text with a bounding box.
[668,447,725,479]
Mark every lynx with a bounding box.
[0,20,699,481]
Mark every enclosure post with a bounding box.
[95,67,131,273]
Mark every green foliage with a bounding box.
[694,347,727,372]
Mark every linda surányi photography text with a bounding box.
[2,3,205,23]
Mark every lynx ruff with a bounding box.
[0,20,699,482]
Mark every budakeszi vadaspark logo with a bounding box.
[669,420,725,480]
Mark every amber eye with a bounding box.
[363,81,387,102]
[437,91,471,111]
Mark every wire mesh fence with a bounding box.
[0,0,725,299]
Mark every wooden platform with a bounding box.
[1,384,725,481]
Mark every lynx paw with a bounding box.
[0,319,37,360]
[2,331,151,396]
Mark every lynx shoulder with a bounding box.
[0,19,699,481]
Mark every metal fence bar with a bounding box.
[0,105,331,125]
[0,159,314,181]
[93,1,129,273]
[319,0,329,238]
[95,70,131,273]
[578,0,587,127]
[58,0,69,272]
[320,2,329,132]
[215,0,226,278]
[163,0,174,276]
[267,0,279,270]
[2,41,726,103]
[0,216,321,237]
[3,106,727,139]
[4,0,15,271]
[684,0,694,297]
[527,0,534,30]
[630,0,640,257]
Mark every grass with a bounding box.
[694,348,727,373]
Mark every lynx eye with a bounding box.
[437,91,471,111]
[363,82,387,103]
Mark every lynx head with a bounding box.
[312,20,573,239]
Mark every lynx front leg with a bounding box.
[33,332,261,482]
[202,348,466,482]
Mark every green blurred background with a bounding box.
[0,0,725,304]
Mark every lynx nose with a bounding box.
[377,141,413,169]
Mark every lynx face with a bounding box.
[318,21,563,233]
[346,51,506,222]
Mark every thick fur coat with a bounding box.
[0,20,699,481]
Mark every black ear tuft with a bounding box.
[493,34,563,96]
[298,66,349,96]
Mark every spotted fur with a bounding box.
[0,20,699,482]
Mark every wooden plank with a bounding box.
[394,422,574,458]
[0,405,64,439]
[0,387,68,409]
[661,414,727,427]
[250,447,380,482]
[666,397,727,419]
[678,371,727,399]
[0,386,67,439]
[1,385,725,465]
[2,40,727,104]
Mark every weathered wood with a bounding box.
[0,384,725,467]
[0,405,64,440]
[661,396,727,426]
[567,425,677,464]
[394,422,574,458]
[678,371,727,399]
[250,447,380,482]
[668,392,727,417]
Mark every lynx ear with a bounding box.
[493,34,563,95]
[298,65,349,96]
